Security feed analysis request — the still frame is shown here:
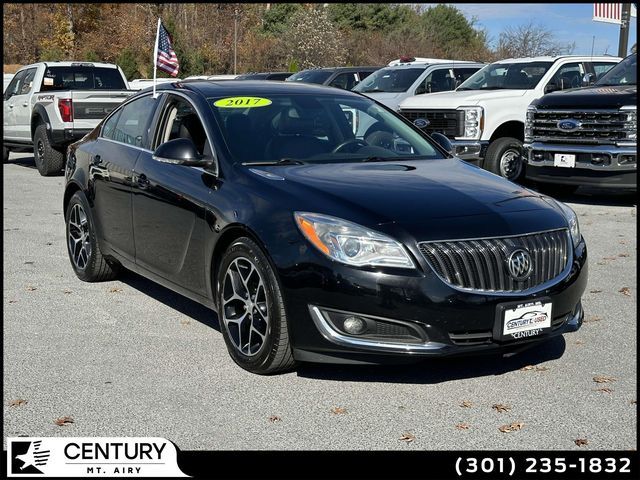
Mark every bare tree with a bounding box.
[496,22,575,59]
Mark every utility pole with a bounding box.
[618,3,632,57]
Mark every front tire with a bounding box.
[33,124,65,176]
[484,137,525,182]
[65,191,120,282]
[216,237,295,374]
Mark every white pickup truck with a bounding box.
[397,55,621,181]
[3,61,133,175]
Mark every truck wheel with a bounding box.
[65,191,120,282]
[33,124,65,176]
[484,137,525,182]
[3,146,9,163]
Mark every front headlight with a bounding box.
[556,201,581,246]
[456,106,484,140]
[294,212,415,269]
[525,105,536,143]
[621,105,637,142]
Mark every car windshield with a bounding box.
[39,66,126,91]
[596,54,636,86]
[208,93,444,165]
[457,62,553,90]
[353,67,425,93]
[285,70,333,84]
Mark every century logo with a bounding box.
[64,442,166,461]
[11,440,50,474]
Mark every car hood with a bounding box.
[532,84,636,109]
[399,89,529,109]
[251,158,568,241]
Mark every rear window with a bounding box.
[286,70,333,85]
[40,66,126,92]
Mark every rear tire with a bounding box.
[3,146,9,163]
[33,124,65,176]
[484,137,525,182]
[216,237,295,375]
[65,191,120,282]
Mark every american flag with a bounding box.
[593,3,637,24]
[156,21,179,77]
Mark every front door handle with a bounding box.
[8,104,14,109]
[91,154,102,165]
[22,102,28,107]
[136,173,150,189]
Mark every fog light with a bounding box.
[343,316,367,335]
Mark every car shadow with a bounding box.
[118,269,220,332]
[524,182,637,207]
[296,335,567,384]
[7,154,38,170]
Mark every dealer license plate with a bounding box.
[554,153,576,168]
[497,300,552,341]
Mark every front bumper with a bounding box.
[524,142,637,189]
[450,140,489,162]
[279,239,588,364]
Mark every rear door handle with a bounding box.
[22,102,28,107]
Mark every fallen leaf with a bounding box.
[492,403,511,413]
[589,289,602,294]
[596,261,607,265]
[9,399,28,407]
[399,432,416,443]
[575,340,585,345]
[595,387,613,394]
[521,365,535,371]
[618,253,629,257]
[460,400,473,408]
[593,375,616,384]
[397,405,405,410]
[8,300,18,304]
[498,422,524,433]
[535,366,550,372]
[455,423,470,430]
[54,416,74,426]
[63,289,72,294]
[584,315,602,323]
[24,261,34,265]
[107,287,123,293]
[25,286,37,291]
[630,400,636,405]
[180,319,191,326]
[619,287,631,296]
[619,240,627,245]
[574,438,588,447]
[46,242,53,246]
[602,256,617,261]
[330,407,347,415]
[267,415,281,423]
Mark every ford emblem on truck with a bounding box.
[557,119,582,131]
[413,118,430,129]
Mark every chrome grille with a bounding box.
[399,109,464,137]
[531,109,629,144]
[418,229,570,293]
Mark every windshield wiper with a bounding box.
[242,158,306,166]
[361,89,385,93]
[361,156,395,162]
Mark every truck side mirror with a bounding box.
[544,83,559,94]
[582,73,595,86]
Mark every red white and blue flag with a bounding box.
[593,3,637,24]
[156,21,179,77]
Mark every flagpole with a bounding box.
[152,18,161,99]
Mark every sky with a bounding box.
[449,3,637,57]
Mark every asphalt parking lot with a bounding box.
[3,152,637,451]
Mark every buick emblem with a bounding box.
[506,249,533,280]
[557,119,581,131]
[413,118,430,129]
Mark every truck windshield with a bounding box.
[353,67,425,93]
[457,62,553,90]
[40,66,127,91]
[285,70,332,85]
[596,54,636,86]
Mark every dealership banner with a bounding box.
[6,437,188,477]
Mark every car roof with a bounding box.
[156,79,364,97]
[296,66,382,73]
[25,61,120,69]
[493,55,622,64]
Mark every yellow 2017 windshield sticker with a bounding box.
[213,97,272,108]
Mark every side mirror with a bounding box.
[415,84,427,95]
[544,83,559,94]
[430,132,453,155]
[582,73,595,86]
[152,138,212,167]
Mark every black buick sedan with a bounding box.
[63,80,587,374]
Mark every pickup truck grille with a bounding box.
[400,109,463,137]
[73,102,121,120]
[418,229,570,293]
[531,109,629,144]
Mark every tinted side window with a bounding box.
[101,110,122,140]
[111,96,158,148]
[158,96,208,156]
[590,62,616,81]
[4,70,27,100]
[550,62,584,90]
[18,68,38,95]
[453,68,480,86]
[329,72,358,90]
[40,66,126,91]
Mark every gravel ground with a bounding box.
[3,153,637,451]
